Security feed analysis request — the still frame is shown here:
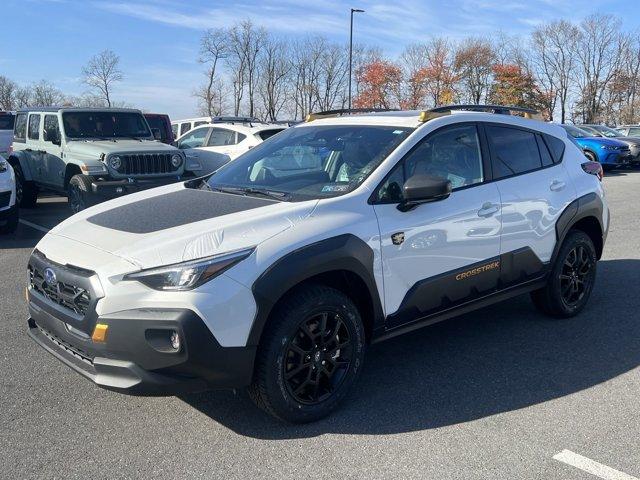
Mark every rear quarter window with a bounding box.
[14,113,27,142]
[0,114,15,130]
[543,134,566,164]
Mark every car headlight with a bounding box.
[171,154,182,168]
[109,155,122,170]
[0,160,7,173]
[600,145,619,150]
[124,247,254,291]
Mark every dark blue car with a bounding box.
[562,124,631,170]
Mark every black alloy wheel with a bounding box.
[283,311,354,405]
[559,244,594,308]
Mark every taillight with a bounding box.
[581,161,603,181]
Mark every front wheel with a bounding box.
[67,174,95,213]
[249,285,366,423]
[531,230,597,318]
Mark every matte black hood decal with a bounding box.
[87,189,276,234]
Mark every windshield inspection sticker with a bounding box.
[322,184,350,192]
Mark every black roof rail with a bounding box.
[211,116,264,126]
[428,104,539,115]
[306,108,400,121]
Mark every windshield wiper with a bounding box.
[209,185,289,201]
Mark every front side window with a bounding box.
[487,125,542,179]
[178,127,209,149]
[207,124,412,201]
[590,125,619,138]
[375,124,484,203]
[562,125,590,139]
[62,112,151,139]
[28,114,41,140]
[43,115,60,143]
[629,127,640,136]
[207,128,236,147]
[171,124,179,137]
[14,113,27,141]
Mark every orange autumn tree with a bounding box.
[353,60,402,109]
[489,64,549,115]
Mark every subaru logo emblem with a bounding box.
[44,268,57,286]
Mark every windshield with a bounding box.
[0,114,15,130]
[207,124,413,201]
[588,125,620,137]
[62,112,151,139]
[562,125,591,139]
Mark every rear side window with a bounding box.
[258,129,284,141]
[14,113,27,141]
[194,121,208,128]
[180,123,191,136]
[486,126,542,179]
[543,134,566,164]
[207,128,236,147]
[0,114,15,130]
[28,114,41,140]
[536,135,554,167]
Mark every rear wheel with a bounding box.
[67,174,95,213]
[13,163,38,208]
[249,285,366,423]
[531,230,597,318]
[583,151,597,163]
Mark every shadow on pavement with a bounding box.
[182,258,640,438]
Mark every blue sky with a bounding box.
[2,0,639,119]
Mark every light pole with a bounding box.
[348,8,364,111]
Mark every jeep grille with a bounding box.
[118,153,177,175]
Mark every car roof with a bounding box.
[176,122,285,140]
[16,107,143,114]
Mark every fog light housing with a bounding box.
[170,330,181,351]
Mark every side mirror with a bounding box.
[151,128,161,140]
[398,174,452,212]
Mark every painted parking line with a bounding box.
[18,219,50,233]
[553,450,638,480]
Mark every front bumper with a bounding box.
[91,176,183,199]
[27,302,256,395]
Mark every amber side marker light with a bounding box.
[92,324,109,342]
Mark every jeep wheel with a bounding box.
[0,207,18,234]
[249,285,366,423]
[531,230,597,318]
[67,174,95,213]
[13,163,38,208]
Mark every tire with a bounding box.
[67,174,95,213]
[583,151,598,163]
[0,206,18,234]
[531,230,597,318]
[248,285,366,423]
[12,162,38,208]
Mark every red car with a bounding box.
[144,113,174,145]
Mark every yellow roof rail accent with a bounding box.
[418,111,451,122]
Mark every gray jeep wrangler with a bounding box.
[9,108,185,212]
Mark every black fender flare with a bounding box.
[246,234,384,346]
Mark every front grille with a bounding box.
[29,265,91,316]
[0,191,10,208]
[38,326,93,365]
[118,153,177,175]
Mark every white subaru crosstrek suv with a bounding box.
[0,158,18,234]
[26,106,608,423]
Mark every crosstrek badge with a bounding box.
[455,261,500,281]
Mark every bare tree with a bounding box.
[454,38,496,104]
[0,76,18,110]
[291,36,326,119]
[196,29,228,116]
[400,43,428,109]
[31,80,64,106]
[573,14,624,123]
[258,37,291,121]
[82,50,123,107]
[531,20,579,122]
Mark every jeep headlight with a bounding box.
[171,154,182,168]
[124,247,254,291]
[0,159,7,173]
[109,155,122,170]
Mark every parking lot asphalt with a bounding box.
[1,171,640,480]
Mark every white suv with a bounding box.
[26,106,608,423]
[0,157,18,233]
[176,119,285,175]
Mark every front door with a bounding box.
[42,114,65,188]
[373,123,502,328]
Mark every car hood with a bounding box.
[65,139,178,158]
[46,182,318,270]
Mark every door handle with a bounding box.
[550,180,566,192]
[478,202,500,217]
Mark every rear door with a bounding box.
[484,123,575,286]
[373,123,503,327]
